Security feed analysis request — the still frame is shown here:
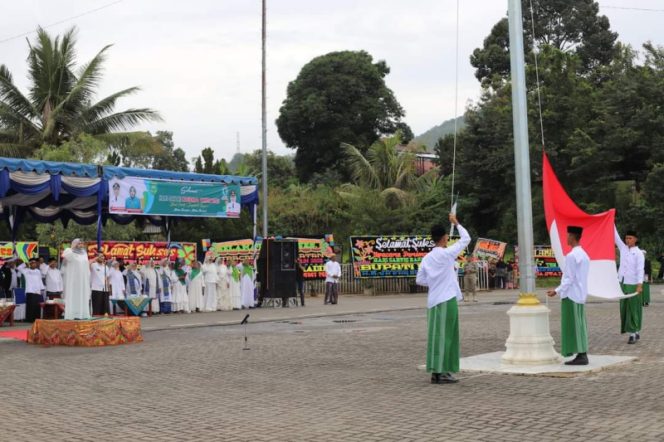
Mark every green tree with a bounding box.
[0,27,161,155]
[276,50,411,181]
[152,131,189,172]
[470,0,617,88]
[242,150,297,188]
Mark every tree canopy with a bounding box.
[0,27,161,156]
[276,50,411,182]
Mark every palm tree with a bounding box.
[0,27,161,155]
[341,133,439,209]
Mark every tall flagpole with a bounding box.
[501,0,559,365]
[507,0,536,299]
[261,0,268,238]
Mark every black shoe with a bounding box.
[636,332,640,341]
[439,373,459,384]
[430,373,441,384]
[628,335,636,344]
[564,353,589,366]
[644,303,649,306]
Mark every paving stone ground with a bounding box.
[1,289,663,441]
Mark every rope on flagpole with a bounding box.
[528,0,546,151]
[449,0,460,237]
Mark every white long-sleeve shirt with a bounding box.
[614,228,644,285]
[555,246,589,304]
[19,267,45,294]
[324,260,341,283]
[44,267,64,293]
[416,224,471,308]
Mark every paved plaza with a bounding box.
[1,289,663,441]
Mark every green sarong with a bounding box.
[642,282,650,306]
[426,298,459,374]
[560,298,588,357]
[620,283,642,334]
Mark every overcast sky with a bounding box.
[1,0,662,164]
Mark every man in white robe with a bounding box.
[62,239,91,320]
[201,256,218,312]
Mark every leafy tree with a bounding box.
[276,50,411,181]
[0,27,161,155]
[242,150,297,188]
[470,0,617,88]
[152,131,189,172]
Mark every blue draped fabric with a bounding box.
[0,157,258,235]
[103,165,257,185]
[0,158,99,176]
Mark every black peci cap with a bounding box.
[567,226,583,236]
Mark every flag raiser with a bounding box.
[543,152,633,299]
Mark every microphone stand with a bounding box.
[241,314,250,350]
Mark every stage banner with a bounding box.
[0,241,39,264]
[473,238,507,261]
[534,245,562,277]
[108,176,241,218]
[61,241,197,265]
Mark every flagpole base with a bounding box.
[501,301,561,365]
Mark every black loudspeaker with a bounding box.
[258,238,297,299]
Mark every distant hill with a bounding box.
[414,116,465,150]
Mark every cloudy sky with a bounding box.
[1,0,662,164]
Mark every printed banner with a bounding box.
[473,238,507,261]
[209,235,335,280]
[208,239,257,264]
[294,236,335,280]
[534,245,562,277]
[61,241,197,265]
[109,177,241,218]
[350,235,466,278]
[0,241,39,264]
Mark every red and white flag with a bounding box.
[543,152,624,299]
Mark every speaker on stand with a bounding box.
[257,238,298,308]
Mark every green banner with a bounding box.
[109,177,241,218]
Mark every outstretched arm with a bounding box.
[614,226,628,255]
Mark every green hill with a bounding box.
[414,116,465,150]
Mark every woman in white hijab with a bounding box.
[187,261,205,312]
[62,239,92,320]
[215,257,233,311]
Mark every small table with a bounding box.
[112,298,153,317]
[40,302,65,320]
[0,304,15,327]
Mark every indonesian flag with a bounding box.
[543,152,624,299]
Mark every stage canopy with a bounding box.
[0,158,258,243]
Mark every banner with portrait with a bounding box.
[108,176,241,218]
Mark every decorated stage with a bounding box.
[27,317,143,347]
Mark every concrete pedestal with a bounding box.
[501,304,561,365]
